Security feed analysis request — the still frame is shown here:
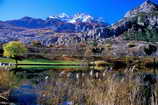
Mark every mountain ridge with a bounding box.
[0,0,158,47]
[48,13,104,24]
[124,0,158,17]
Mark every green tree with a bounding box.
[3,41,27,66]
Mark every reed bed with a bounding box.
[36,71,158,105]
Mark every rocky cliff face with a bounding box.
[124,0,158,17]
[110,0,158,41]
[86,0,158,40]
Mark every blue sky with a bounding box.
[0,0,157,24]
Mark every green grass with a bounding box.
[18,65,83,70]
[0,58,80,64]
[0,57,83,70]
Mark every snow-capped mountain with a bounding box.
[4,13,107,32]
[48,13,103,24]
[1,0,158,47]
[49,13,70,19]
[48,13,71,23]
[68,13,94,23]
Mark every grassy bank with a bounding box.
[0,58,80,64]
[17,65,84,70]
[0,58,83,69]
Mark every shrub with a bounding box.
[144,44,157,56]
[31,40,42,47]
[105,44,112,50]
[127,42,136,48]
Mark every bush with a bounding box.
[127,42,136,48]
[144,44,157,55]
[105,44,112,50]
[31,40,42,47]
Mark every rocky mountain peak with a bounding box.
[48,13,105,24]
[124,0,158,17]
[48,13,70,20]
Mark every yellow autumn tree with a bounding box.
[3,41,27,65]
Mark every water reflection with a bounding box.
[9,84,38,105]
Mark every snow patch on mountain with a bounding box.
[48,13,103,23]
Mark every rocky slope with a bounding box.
[0,13,109,46]
[124,0,158,17]
[94,0,158,41]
